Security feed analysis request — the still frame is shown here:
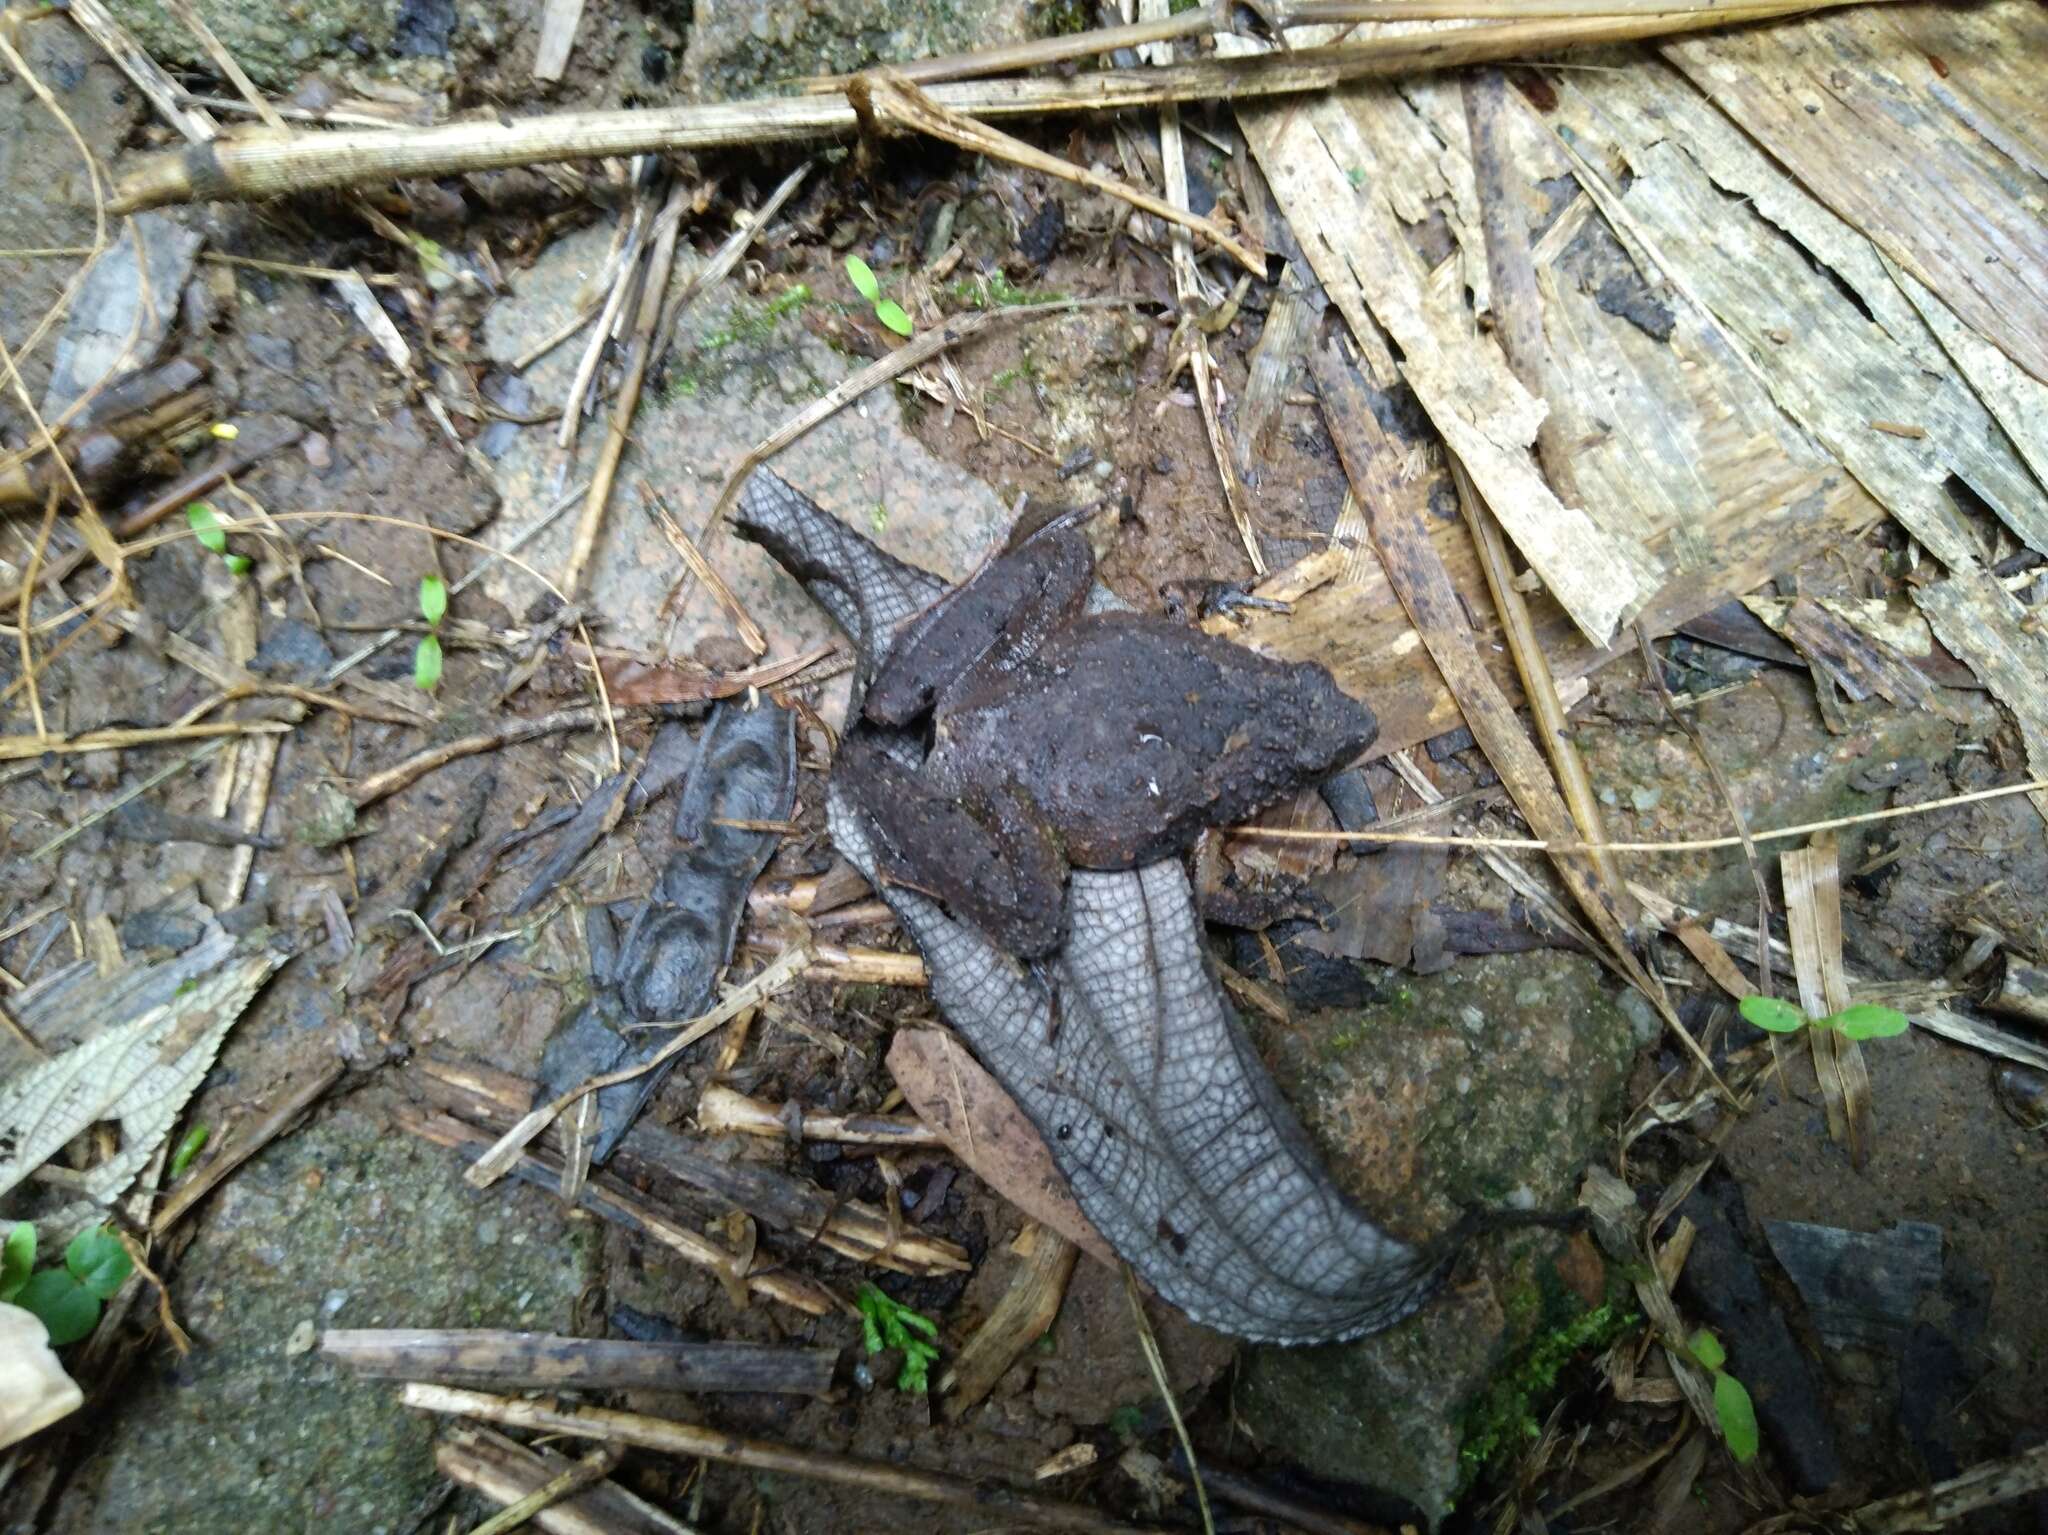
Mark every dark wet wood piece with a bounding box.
[322,1328,838,1396]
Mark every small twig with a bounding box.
[349,708,609,808]
[464,946,812,1190]
[463,1446,620,1535]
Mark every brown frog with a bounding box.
[839,521,1376,956]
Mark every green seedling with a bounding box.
[414,574,448,691]
[854,1282,940,1393]
[1687,1328,1759,1463]
[2,1224,134,1346]
[185,501,251,576]
[1738,995,1909,1041]
[845,254,914,338]
[168,1123,210,1179]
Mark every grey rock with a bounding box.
[1235,950,1636,1524]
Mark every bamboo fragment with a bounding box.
[697,1084,942,1147]
[323,1328,838,1396]
[404,1384,1168,1535]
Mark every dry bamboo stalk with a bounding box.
[402,1384,1169,1535]
[322,1328,839,1395]
[697,1084,943,1147]
[397,1105,842,1316]
[563,180,689,597]
[438,1426,695,1535]
[108,4,1872,214]
[854,69,1264,274]
[746,931,926,986]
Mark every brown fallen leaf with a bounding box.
[885,1029,1115,1267]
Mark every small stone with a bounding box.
[1599,786,1619,806]
[284,1320,316,1357]
[1513,979,1547,1008]
[1630,785,1662,812]
[1459,1005,1486,1034]
[1619,988,1660,1048]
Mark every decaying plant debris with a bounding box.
[3,0,2047,1528]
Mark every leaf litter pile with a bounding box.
[2,0,2047,1531]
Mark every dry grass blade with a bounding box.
[463,945,811,1190]
[853,69,1263,275]
[1847,1441,2048,1534]
[1781,834,1872,1167]
[1123,1263,1214,1535]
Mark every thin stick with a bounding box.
[642,487,768,656]
[1227,777,2048,854]
[696,1084,942,1147]
[348,708,608,808]
[1123,1264,1214,1535]
[463,946,811,1190]
[0,719,291,762]
[562,179,690,596]
[402,1384,1169,1535]
[464,1447,620,1535]
[153,1059,345,1233]
[108,5,1874,213]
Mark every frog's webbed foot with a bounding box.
[735,467,1450,1345]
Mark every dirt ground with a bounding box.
[3,5,2046,1533]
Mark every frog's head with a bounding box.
[1288,667,1379,778]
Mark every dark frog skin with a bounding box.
[840,521,1377,956]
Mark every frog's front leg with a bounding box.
[835,732,1070,958]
